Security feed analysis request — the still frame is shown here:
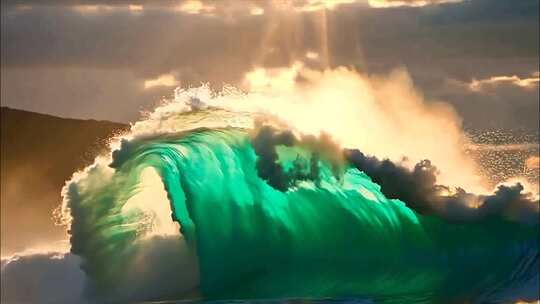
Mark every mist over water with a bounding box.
[2,67,539,304]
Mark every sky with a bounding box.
[1,0,538,130]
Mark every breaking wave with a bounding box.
[54,81,539,303]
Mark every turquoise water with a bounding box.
[64,128,539,303]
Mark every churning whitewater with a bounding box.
[58,75,539,303]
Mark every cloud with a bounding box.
[71,3,147,15]
[12,2,143,14]
[174,0,215,15]
[72,4,115,14]
[1,0,255,17]
[128,4,143,12]
[438,68,539,130]
[2,0,469,15]
[0,0,538,132]
[250,6,264,16]
[467,73,540,92]
[368,0,464,8]
[15,4,32,10]
[144,73,180,89]
[291,0,358,12]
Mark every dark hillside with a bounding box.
[1,107,128,256]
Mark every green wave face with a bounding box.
[65,128,539,303]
